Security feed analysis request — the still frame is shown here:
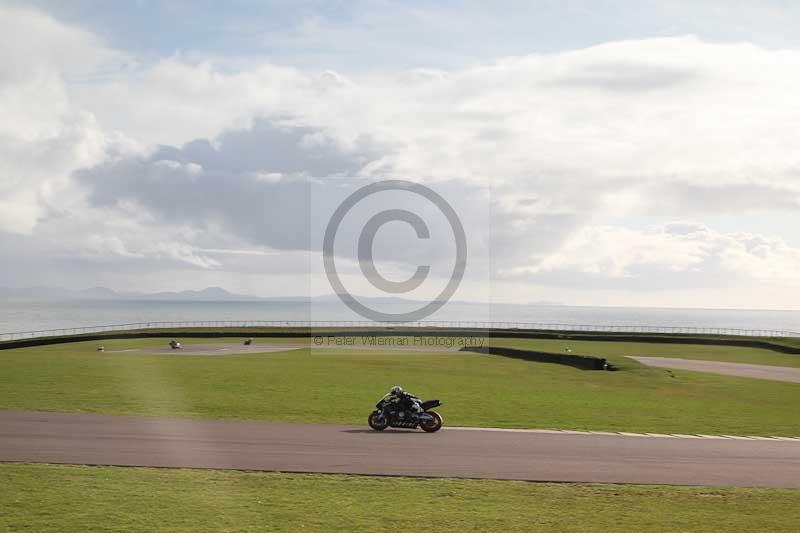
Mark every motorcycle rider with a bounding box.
[388,385,423,416]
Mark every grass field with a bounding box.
[1,463,799,532]
[1,337,800,435]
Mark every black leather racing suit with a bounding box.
[390,390,423,416]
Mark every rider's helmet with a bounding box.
[390,385,404,396]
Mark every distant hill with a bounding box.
[0,286,564,306]
[0,286,430,304]
[134,287,264,301]
[0,286,262,301]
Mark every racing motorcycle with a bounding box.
[368,394,443,433]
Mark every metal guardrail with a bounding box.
[1,320,798,341]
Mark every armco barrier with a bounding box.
[460,345,612,371]
[2,319,799,341]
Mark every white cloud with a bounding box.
[510,223,800,289]
[4,7,800,307]
[75,35,800,213]
[0,6,118,83]
[0,6,130,234]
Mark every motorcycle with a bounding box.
[368,394,443,433]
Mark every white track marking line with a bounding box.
[445,427,800,441]
[447,427,558,433]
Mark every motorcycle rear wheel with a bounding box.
[368,411,389,431]
[419,411,443,433]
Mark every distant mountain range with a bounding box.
[0,285,564,306]
[0,285,263,301]
[0,286,438,304]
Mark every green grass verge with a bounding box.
[2,338,800,435]
[1,463,799,532]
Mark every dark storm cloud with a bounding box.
[78,118,384,251]
[78,115,684,288]
[76,118,496,277]
[153,118,380,176]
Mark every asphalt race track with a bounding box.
[2,411,799,488]
[629,357,800,384]
[109,342,460,356]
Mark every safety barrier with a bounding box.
[1,319,799,342]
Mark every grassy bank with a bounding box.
[1,338,799,435]
[1,463,799,532]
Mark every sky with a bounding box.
[1,1,800,310]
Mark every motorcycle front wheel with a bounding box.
[419,411,443,433]
[368,411,389,431]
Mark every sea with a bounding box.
[2,299,800,335]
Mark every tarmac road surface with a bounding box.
[1,410,799,488]
[112,342,461,356]
[629,356,800,384]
